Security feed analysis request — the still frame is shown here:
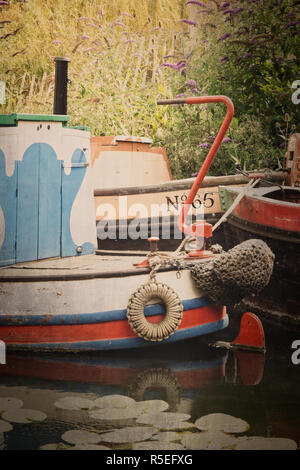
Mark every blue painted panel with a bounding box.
[0,296,214,326]
[0,150,17,266]
[61,149,94,257]
[38,143,62,259]
[16,144,39,263]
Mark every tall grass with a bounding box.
[0,0,187,136]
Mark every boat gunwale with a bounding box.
[224,185,300,209]
[93,172,284,197]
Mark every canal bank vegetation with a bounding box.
[0,0,299,178]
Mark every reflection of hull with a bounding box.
[1,346,228,392]
[0,254,228,352]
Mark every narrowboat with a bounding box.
[0,59,274,352]
[92,136,283,252]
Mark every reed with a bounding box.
[0,0,187,137]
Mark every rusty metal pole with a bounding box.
[53,57,70,115]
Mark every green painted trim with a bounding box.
[218,185,237,211]
[0,113,70,126]
[67,125,90,132]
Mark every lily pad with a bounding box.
[134,400,169,415]
[89,407,139,422]
[151,431,183,442]
[71,444,111,450]
[100,426,157,444]
[133,441,185,450]
[0,419,13,432]
[195,413,249,434]
[54,397,96,411]
[136,412,192,430]
[0,397,23,413]
[2,409,47,424]
[182,431,237,450]
[235,436,298,450]
[94,395,135,409]
[62,429,102,445]
[39,443,71,450]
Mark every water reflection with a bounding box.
[0,332,299,450]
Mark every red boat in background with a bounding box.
[219,133,300,328]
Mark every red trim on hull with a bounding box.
[235,195,300,233]
[0,305,226,345]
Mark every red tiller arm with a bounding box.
[157,96,234,236]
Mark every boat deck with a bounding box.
[0,251,205,281]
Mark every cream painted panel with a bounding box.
[62,128,97,247]
[93,150,171,189]
[0,269,203,315]
[0,128,19,176]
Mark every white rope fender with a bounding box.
[126,265,183,341]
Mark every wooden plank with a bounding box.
[38,143,62,259]
[0,149,17,266]
[16,144,39,262]
[93,172,284,197]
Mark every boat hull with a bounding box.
[0,254,228,351]
[220,186,300,276]
[219,185,300,327]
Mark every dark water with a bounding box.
[0,312,299,451]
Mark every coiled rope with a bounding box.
[126,261,183,342]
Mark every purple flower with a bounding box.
[285,21,298,29]
[161,63,180,70]
[233,7,245,14]
[223,137,230,143]
[0,1,9,5]
[176,93,188,98]
[184,79,197,87]
[82,35,90,40]
[223,9,234,14]
[78,17,89,21]
[175,61,187,70]
[218,33,231,41]
[243,53,252,59]
[191,88,198,93]
[181,19,198,26]
[277,57,283,64]
[191,172,198,177]
[221,55,229,62]
[52,40,63,44]
[186,1,206,6]
[221,2,230,7]
[114,21,126,27]
[200,142,209,148]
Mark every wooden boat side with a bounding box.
[0,254,228,351]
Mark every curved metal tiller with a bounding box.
[157,96,234,237]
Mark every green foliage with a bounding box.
[0,0,298,179]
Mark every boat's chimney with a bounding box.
[53,57,70,115]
